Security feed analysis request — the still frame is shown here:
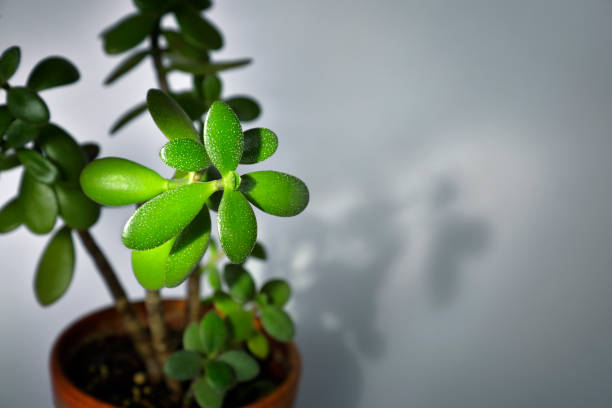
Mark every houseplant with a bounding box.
[0,1,308,407]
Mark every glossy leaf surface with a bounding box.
[160,138,210,171]
[174,7,223,50]
[261,279,291,307]
[225,96,260,122]
[241,128,278,164]
[132,237,176,290]
[26,57,79,91]
[104,49,149,85]
[39,124,87,182]
[164,350,202,381]
[35,227,74,306]
[55,182,100,230]
[240,171,309,217]
[7,87,49,124]
[218,350,259,382]
[147,89,199,141]
[0,198,23,233]
[20,172,57,234]
[0,46,20,82]
[4,119,40,149]
[17,149,59,184]
[102,14,155,55]
[204,101,243,174]
[218,190,257,263]
[261,306,294,342]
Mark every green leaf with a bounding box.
[250,242,267,260]
[203,74,222,103]
[81,143,100,162]
[132,237,176,290]
[0,46,20,82]
[4,119,40,149]
[0,105,13,136]
[207,265,221,291]
[147,89,199,141]
[162,30,209,61]
[200,310,227,356]
[172,91,206,121]
[227,309,254,342]
[164,350,203,381]
[54,182,100,230]
[7,87,49,124]
[133,0,169,12]
[102,13,155,55]
[247,332,270,360]
[191,0,212,10]
[204,101,243,174]
[174,7,223,50]
[0,198,23,233]
[167,56,251,76]
[225,96,260,122]
[110,101,147,134]
[19,172,57,234]
[218,190,257,264]
[223,264,255,303]
[104,49,149,85]
[184,322,206,353]
[261,306,294,342]
[39,124,87,183]
[240,171,309,217]
[17,149,59,184]
[80,157,168,206]
[261,279,291,307]
[26,57,79,91]
[218,350,259,382]
[194,377,224,408]
[212,291,239,315]
[0,153,20,171]
[35,227,74,306]
[241,128,278,164]
[160,138,210,171]
[166,206,211,287]
[202,167,222,212]
[205,360,234,391]
[123,182,217,250]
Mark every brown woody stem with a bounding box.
[150,23,170,94]
[185,267,202,325]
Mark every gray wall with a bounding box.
[2,0,612,406]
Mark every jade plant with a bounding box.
[0,1,308,407]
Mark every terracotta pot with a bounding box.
[50,299,301,408]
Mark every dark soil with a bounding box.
[64,334,282,408]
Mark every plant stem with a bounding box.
[150,22,170,93]
[185,267,202,324]
[76,230,162,383]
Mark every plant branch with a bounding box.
[150,22,170,93]
[185,266,202,325]
[76,230,162,383]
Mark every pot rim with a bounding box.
[50,299,300,408]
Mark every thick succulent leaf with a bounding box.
[7,87,49,124]
[183,322,206,353]
[54,182,100,230]
[0,105,13,136]
[225,96,260,122]
[104,49,149,85]
[240,171,309,217]
[160,138,210,171]
[227,309,254,342]
[35,227,74,306]
[212,291,240,315]
[80,157,168,206]
[17,149,59,184]
[218,350,259,382]
[218,190,257,263]
[0,198,23,233]
[247,332,270,360]
[122,182,216,250]
[223,264,255,303]
[162,30,209,61]
[164,350,203,381]
[205,360,234,391]
[200,310,227,356]
[261,306,295,342]
[26,57,79,91]
[147,89,199,141]
[174,7,223,50]
[194,377,224,408]
[4,119,40,149]
[39,124,87,183]
[102,13,155,55]
[110,101,147,134]
[20,172,57,234]
[202,167,222,212]
[260,279,291,307]
[165,206,211,287]
[241,128,278,164]
[204,101,243,174]
[132,237,176,290]
[0,46,20,82]
[203,74,222,103]
[167,55,251,76]
[250,242,267,260]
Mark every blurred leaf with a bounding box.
[260,279,291,307]
[203,74,222,103]
[225,96,260,122]
[26,57,79,91]
[227,309,254,342]
[110,101,147,134]
[167,55,251,76]
[204,101,243,174]
[250,242,267,260]
[4,119,40,149]
[0,198,23,233]
[104,49,149,85]
[81,143,100,162]
[207,265,221,291]
[147,89,199,140]
[122,182,215,250]
[55,181,100,230]
[200,310,227,356]
[174,6,223,50]
[184,322,206,353]
[133,0,169,12]
[194,377,224,408]
[172,91,206,121]
[7,87,49,124]
[17,149,59,184]
[261,306,294,342]
[20,172,57,234]
[247,332,270,360]
[162,30,209,61]
[205,360,234,391]
[218,190,257,264]
[0,105,13,136]
[240,171,309,217]
[160,138,210,171]
[35,227,74,306]
[0,46,20,82]
[223,264,255,303]
[213,291,240,315]
[0,153,20,171]
[80,157,168,206]
[241,128,278,164]
[191,0,212,10]
[101,13,155,55]
[39,124,86,182]
[164,350,202,381]
[132,237,176,290]
[218,350,259,382]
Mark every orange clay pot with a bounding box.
[50,299,301,408]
